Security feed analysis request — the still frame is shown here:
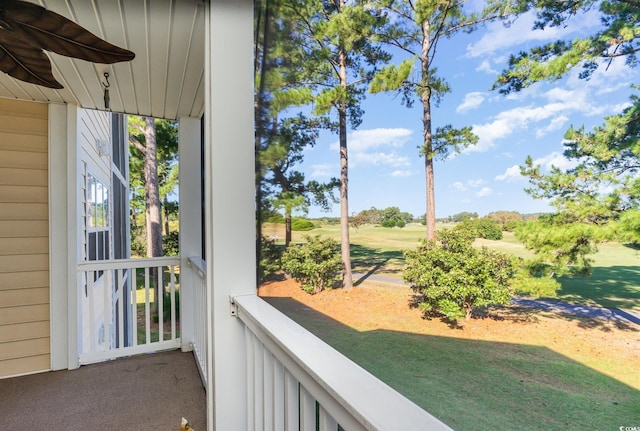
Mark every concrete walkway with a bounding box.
[511,296,640,326]
[353,272,640,327]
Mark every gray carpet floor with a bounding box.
[0,350,206,431]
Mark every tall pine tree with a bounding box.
[285,0,390,288]
[370,0,515,239]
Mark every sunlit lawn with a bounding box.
[264,222,640,311]
[261,222,640,430]
[134,282,180,344]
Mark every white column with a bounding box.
[204,1,255,431]
[49,104,68,371]
[66,104,81,370]
[178,117,202,352]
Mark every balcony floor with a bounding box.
[0,350,206,431]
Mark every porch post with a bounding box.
[49,104,68,371]
[178,117,203,352]
[66,104,81,370]
[204,1,255,430]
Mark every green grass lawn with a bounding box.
[134,286,180,344]
[278,222,640,311]
[264,222,640,430]
[280,304,638,431]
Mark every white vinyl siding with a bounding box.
[0,99,50,378]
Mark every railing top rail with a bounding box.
[77,256,181,271]
[233,294,453,431]
[186,256,206,277]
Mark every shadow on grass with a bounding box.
[480,304,638,332]
[557,265,640,311]
[262,296,639,431]
[350,243,404,285]
[407,294,639,332]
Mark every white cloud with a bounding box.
[476,59,498,74]
[456,92,486,113]
[468,179,486,188]
[494,152,578,183]
[536,115,568,138]
[354,152,411,167]
[331,128,412,152]
[391,170,413,177]
[470,103,565,152]
[329,128,414,168]
[476,187,494,197]
[465,10,600,59]
[533,151,578,172]
[495,165,524,182]
[450,179,487,191]
[452,181,467,191]
[310,164,334,178]
[468,62,634,151]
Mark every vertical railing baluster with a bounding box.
[131,266,138,347]
[263,349,274,431]
[103,269,111,351]
[273,359,285,431]
[158,265,164,342]
[170,265,176,340]
[145,267,151,344]
[117,268,124,349]
[87,271,95,354]
[319,406,338,431]
[284,370,299,431]
[245,327,256,431]
[299,386,316,431]
[254,335,264,429]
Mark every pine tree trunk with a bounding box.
[285,210,292,247]
[421,20,436,241]
[338,13,353,289]
[254,0,273,283]
[143,117,163,315]
[163,197,170,235]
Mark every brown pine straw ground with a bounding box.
[258,278,640,390]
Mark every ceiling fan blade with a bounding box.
[0,33,62,89]
[1,0,135,64]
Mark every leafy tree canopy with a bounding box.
[494,0,639,94]
[520,91,640,236]
[494,0,640,267]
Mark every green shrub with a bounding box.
[515,218,598,276]
[459,218,503,240]
[403,229,518,321]
[162,231,180,256]
[381,219,396,228]
[510,270,561,298]
[291,218,315,231]
[266,211,285,223]
[504,220,523,232]
[130,226,146,256]
[281,235,341,294]
[259,236,283,282]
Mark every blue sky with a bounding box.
[300,10,639,219]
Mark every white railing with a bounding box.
[77,257,181,365]
[187,256,208,385]
[233,294,453,431]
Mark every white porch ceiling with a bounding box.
[0,0,205,120]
